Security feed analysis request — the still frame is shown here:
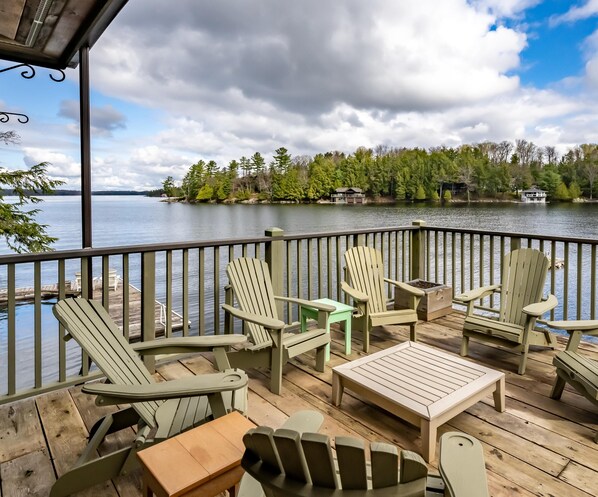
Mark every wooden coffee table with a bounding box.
[137,411,256,497]
[332,341,505,462]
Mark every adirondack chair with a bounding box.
[50,298,249,497]
[241,428,489,497]
[342,246,424,352]
[547,320,598,443]
[221,257,334,395]
[455,248,558,375]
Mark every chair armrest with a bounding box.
[522,294,558,317]
[341,280,369,302]
[131,335,247,355]
[222,304,285,330]
[439,432,489,497]
[546,319,598,335]
[384,279,425,297]
[83,369,248,406]
[454,285,500,303]
[274,296,335,313]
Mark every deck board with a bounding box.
[1,312,597,496]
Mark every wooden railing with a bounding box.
[0,220,596,404]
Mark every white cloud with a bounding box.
[3,0,598,190]
[551,0,598,25]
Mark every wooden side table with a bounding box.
[137,411,256,497]
[300,297,354,358]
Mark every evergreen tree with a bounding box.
[1,132,64,253]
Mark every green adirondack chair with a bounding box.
[455,248,557,375]
[342,246,424,352]
[50,298,248,497]
[547,320,598,442]
[241,428,489,497]
[222,257,334,395]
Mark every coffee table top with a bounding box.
[332,341,504,420]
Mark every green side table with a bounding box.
[300,298,354,359]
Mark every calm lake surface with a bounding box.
[2,196,598,392]
[6,195,598,250]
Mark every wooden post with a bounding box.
[265,227,284,317]
[141,251,156,372]
[410,220,426,281]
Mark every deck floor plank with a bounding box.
[0,449,55,497]
[0,399,45,463]
[2,312,597,496]
[36,389,118,497]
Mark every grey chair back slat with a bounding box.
[500,248,549,326]
[345,246,387,314]
[227,257,278,347]
[53,298,160,427]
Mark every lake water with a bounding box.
[15,196,598,250]
[2,196,598,392]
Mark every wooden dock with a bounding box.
[0,282,186,341]
[0,312,597,496]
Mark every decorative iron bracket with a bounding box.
[0,63,65,82]
[0,112,29,124]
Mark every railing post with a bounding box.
[265,227,285,317]
[141,251,156,372]
[410,220,426,281]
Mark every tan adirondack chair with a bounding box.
[241,428,489,497]
[51,298,248,497]
[547,320,598,442]
[222,257,334,395]
[455,248,557,375]
[342,246,424,352]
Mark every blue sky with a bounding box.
[1,0,598,190]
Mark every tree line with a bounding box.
[163,141,598,203]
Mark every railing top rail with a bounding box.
[0,226,418,265]
[422,225,598,245]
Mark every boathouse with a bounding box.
[331,187,366,204]
[521,187,547,203]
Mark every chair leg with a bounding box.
[409,323,417,342]
[50,447,133,497]
[550,375,567,400]
[460,336,469,356]
[518,345,529,375]
[315,345,326,372]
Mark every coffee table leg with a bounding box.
[420,420,437,463]
[493,376,506,412]
[332,372,344,406]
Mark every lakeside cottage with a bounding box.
[331,187,366,204]
[521,187,547,203]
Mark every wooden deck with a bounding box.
[1,312,597,497]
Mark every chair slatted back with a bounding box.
[344,247,387,314]
[499,248,549,326]
[227,257,278,347]
[243,429,405,494]
[53,298,160,427]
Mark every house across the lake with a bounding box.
[521,187,547,203]
[331,187,366,204]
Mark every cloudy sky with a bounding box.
[1,0,598,190]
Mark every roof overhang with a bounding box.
[0,0,129,70]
